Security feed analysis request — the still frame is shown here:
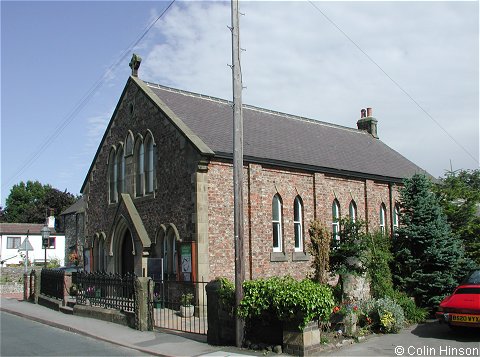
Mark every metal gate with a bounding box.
[150,279,208,335]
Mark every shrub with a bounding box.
[365,230,394,298]
[360,297,405,333]
[389,290,427,324]
[238,276,335,330]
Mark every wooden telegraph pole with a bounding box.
[231,0,245,348]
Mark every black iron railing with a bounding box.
[151,279,208,335]
[75,271,136,313]
[40,269,65,300]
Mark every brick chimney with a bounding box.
[47,208,55,229]
[357,107,378,138]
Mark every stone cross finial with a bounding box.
[129,54,142,77]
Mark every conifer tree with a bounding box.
[391,174,473,310]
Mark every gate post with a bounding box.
[135,277,153,331]
[33,270,41,304]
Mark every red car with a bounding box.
[436,269,480,329]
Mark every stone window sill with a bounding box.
[292,252,310,261]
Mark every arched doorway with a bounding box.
[121,228,134,275]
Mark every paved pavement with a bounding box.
[0,295,256,357]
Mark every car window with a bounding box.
[461,270,480,284]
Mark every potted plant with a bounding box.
[180,293,194,317]
[153,293,163,309]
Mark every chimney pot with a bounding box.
[366,107,373,117]
[361,109,367,118]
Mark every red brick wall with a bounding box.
[207,160,398,281]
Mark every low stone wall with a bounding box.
[0,282,23,294]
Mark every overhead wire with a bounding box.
[2,0,177,194]
[307,1,479,166]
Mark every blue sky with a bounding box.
[1,1,479,207]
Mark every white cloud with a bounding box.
[138,1,478,177]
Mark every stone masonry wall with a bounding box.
[207,160,399,281]
[84,80,203,271]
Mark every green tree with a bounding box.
[365,230,394,299]
[391,174,473,310]
[330,218,368,276]
[434,169,480,264]
[3,181,76,229]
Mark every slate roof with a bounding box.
[0,223,61,235]
[60,196,85,216]
[145,81,427,182]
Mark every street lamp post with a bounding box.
[41,224,50,269]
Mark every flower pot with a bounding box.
[180,305,194,317]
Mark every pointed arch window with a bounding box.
[125,131,134,156]
[145,133,156,194]
[380,203,387,234]
[272,194,283,252]
[393,203,400,231]
[108,148,117,203]
[117,146,125,195]
[294,196,304,252]
[349,200,357,223]
[332,199,340,241]
[135,138,144,197]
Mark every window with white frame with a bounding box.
[108,148,117,203]
[145,134,155,194]
[393,204,400,231]
[294,196,304,252]
[349,200,357,223]
[380,204,387,234]
[272,194,283,252]
[135,139,145,197]
[332,199,340,241]
[7,237,21,249]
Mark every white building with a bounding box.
[0,216,66,266]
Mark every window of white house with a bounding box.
[135,140,145,197]
[332,199,340,241]
[117,146,125,195]
[380,204,387,234]
[294,196,304,252]
[145,134,155,194]
[108,148,117,203]
[349,200,357,222]
[7,237,21,249]
[393,204,399,231]
[48,237,56,249]
[272,194,283,252]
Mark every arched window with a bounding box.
[117,145,125,195]
[125,131,134,156]
[393,203,400,231]
[272,194,283,252]
[380,203,387,234]
[165,226,178,279]
[108,148,117,203]
[349,200,357,223]
[145,133,155,194]
[332,199,340,241]
[135,138,144,197]
[294,196,304,252]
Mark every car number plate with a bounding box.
[451,314,480,323]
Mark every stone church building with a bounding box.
[81,56,425,283]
